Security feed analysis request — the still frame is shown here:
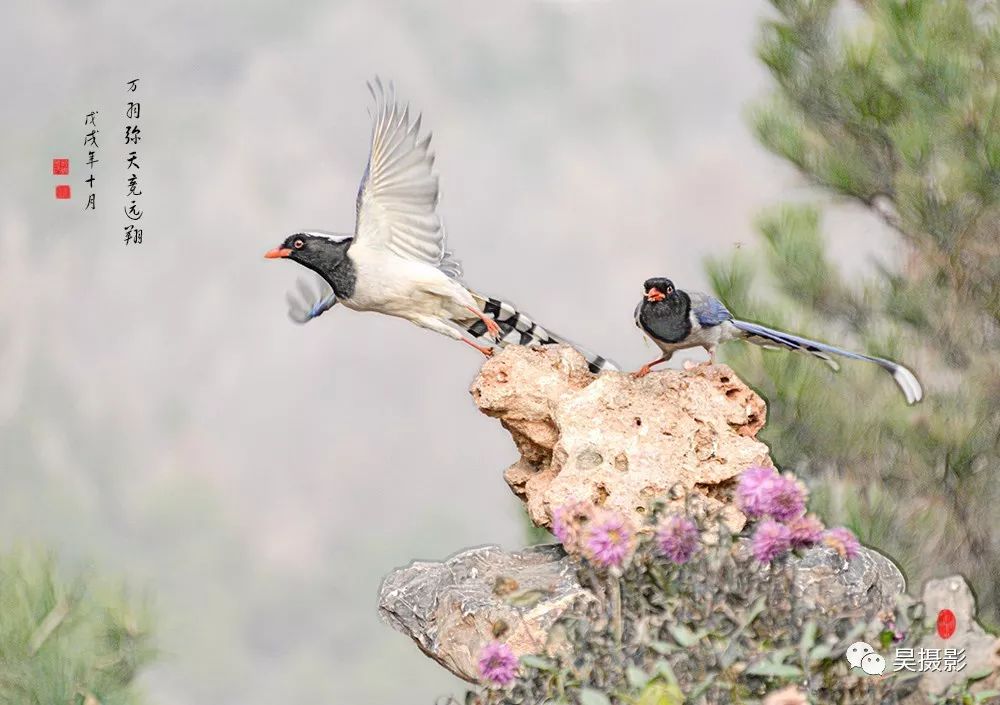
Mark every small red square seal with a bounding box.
[53,158,70,175]
[55,184,71,199]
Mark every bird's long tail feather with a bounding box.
[467,293,618,374]
[731,319,923,404]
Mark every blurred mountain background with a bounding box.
[0,1,941,704]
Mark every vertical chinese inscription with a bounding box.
[84,110,99,210]
[123,78,143,245]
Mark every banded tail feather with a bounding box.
[468,294,618,374]
[731,320,923,404]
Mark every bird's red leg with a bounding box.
[462,338,495,357]
[632,356,669,378]
[697,345,717,366]
[465,305,502,340]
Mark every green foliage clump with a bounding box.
[0,547,154,705]
[709,0,1000,624]
[449,504,954,705]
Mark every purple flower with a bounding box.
[736,466,780,518]
[735,466,807,521]
[477,640,518,687]
[766,474,808,522]
[583,510,636,568]
[752,519,792,562]
[786,514,825,548]
[824,527,861,560]
[885,619,906,643]
[550,501,592,552]
[656,514,700,564]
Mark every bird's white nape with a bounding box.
[299,230,354,244]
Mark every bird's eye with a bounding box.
[666,286,674,294]
[293,239,305,249]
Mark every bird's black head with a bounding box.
[643,277,676,303]
[264,231,354,277]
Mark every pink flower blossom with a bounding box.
[736,466,778,519]
[735,466,807,521]
[787,514,825,548]
[752,519,792,562]
[824,527,861,560]
[550,501,592,551]
[583,510,636,568]
[477,640,518,687]
[884,619,905,643]
[655,514,700,564]
[766,474,809,522]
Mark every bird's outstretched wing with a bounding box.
[354,78,459,276]
[286,275,338,324]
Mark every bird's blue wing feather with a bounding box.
[688,291,733,327]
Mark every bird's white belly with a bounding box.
[341,247,474,322]
[683,323,726,348]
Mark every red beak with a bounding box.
[264,247,292,259]
[646,288,666,302]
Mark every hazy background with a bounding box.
[0,1,893,703]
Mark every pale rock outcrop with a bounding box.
[378,544,590,683]
[470,345,768,534]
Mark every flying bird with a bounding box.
[633,277,923,404]
[266,79,615,373]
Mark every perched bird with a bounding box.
[633,277,923,404]
[266,79,615,373]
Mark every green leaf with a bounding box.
[745,596,768,624]
[650,641,675,655]
[975,691,1000,703]
[965,666,996,682]
[686,676,715,700]
[667,624,703,647]
[653,659,681,686]
[808,644,834,662]
[636,680,685,705]
[841,621,868,645]
[520,654,556,672]
[799,620,822,666]
[626,665,652,690]
[768,646,796,664]
[799,620,817,652]
[744,661,803,678]
[507,589,551,608]
[579,688,613,705]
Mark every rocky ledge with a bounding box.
[378,346,1000,703]
[379,542,904,684]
